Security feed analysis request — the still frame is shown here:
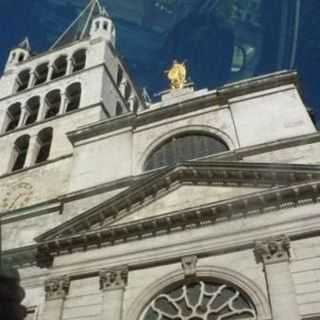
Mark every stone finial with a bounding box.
[254,235,290,265]
[181,255,198,278]
[99,267,128,291]
[45,276,70,301]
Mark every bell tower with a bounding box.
[0,0,145,207]
[5,38,31,72]
[90,9,116,47]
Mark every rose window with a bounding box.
[141,279,257,320]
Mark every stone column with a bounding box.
[25,135,39,167]
[37,95,47,122]
[254,235,301,320]
[42,276,70,320]
[66,58,74,75]
[28,71,36,89]
[18,105,28,128]
[47,65,54,82]
[59,92,67,115]
[99,266,128,320]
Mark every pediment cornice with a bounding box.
[35,161,320,266]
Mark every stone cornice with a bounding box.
[66,71,298,144]
[35,161,320,267]
[36,161,320,244]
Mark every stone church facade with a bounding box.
[1,1,320,320]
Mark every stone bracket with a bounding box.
[99,266,128,291]
[181,255,198,278]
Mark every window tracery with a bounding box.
[144,132,229,171]
[141,279,257,320]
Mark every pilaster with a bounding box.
[254,235,300,320]
[99,266,128,320]
[42,276,70,320]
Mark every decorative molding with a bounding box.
[36,177,320,264]
[36,161,320,242]
[99,266,128,291]
[125,266,270,320]
[45,276,70,300]
[181,255,198,278]
[254,235,290,265]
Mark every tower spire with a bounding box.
[50,0,110,50]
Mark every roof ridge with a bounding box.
[50,0,111,50]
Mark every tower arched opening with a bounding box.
[5,103,21,132]
[51,55,68,80]
[44,90,61,119]
[25,96,40,125]
[15,69,30,92]
[34,63,49,86]
[65,83,81,113]
[72,49,86,73]
[11,135,30,172]
[35,128,53,164]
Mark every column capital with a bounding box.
[181,255,198,278]
[44,276,70,301]
[99,266,128,291]
[254,235,290,265]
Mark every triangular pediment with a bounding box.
[36,161,320,249]
[111,184,262,226]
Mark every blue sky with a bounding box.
[1,0,320,123]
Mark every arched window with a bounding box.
[34,63,49,86]
[144,132,229,171]
[25,96,40,125]
[5,103,21,132]
[116,67,123,87]
[65,83,81,113]
[35,128,53,164]
[51,56,67,80]
[140,279,257,320]
[115,102,123,116]
[11,135,30,172]
[124,82,132,101]
[18,53,25,62]
[45,90,61,119]
[72,49,86,73]
[15,69,30,92]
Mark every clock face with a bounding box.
[2,182,34,211]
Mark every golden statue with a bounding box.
[166,60,187,90]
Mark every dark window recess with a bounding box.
[45,91,61,119]
[116,67,123,86]
[16,70,30,92]
[25,97,40,125]
[145,133,229,171]
[51,56,67,80]
[116,102,122,116]
[34,63,49,86]
[72,50,86,72]
[6,104,21,132]
[35,128,53,164]
[12,135,29,171]
[66,83,81,112]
